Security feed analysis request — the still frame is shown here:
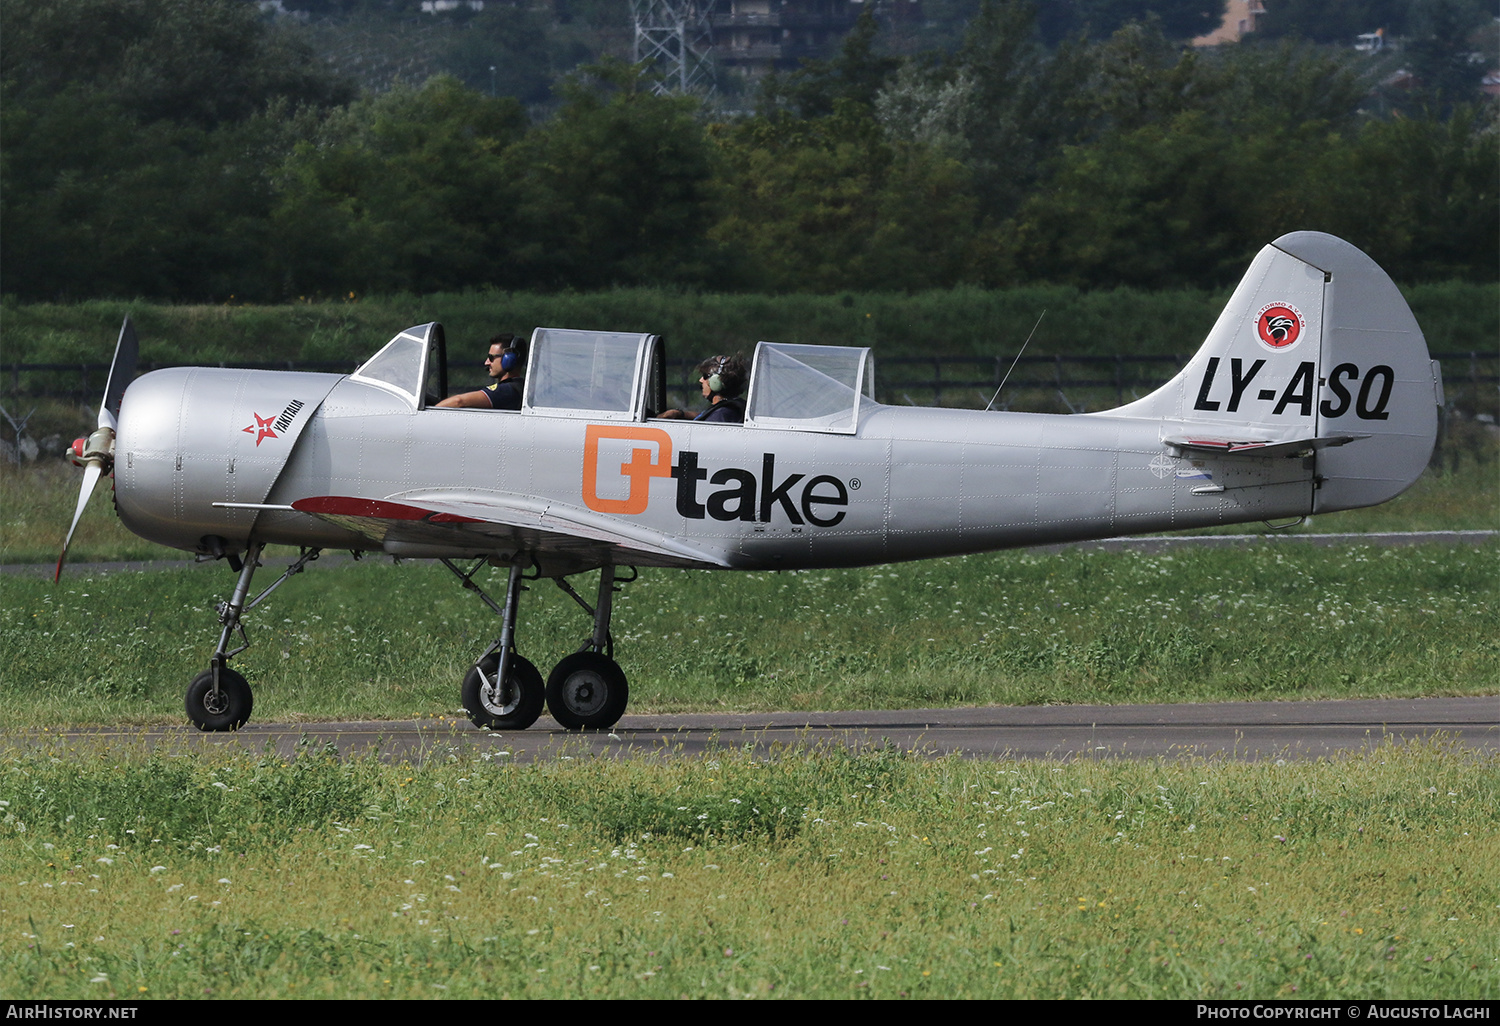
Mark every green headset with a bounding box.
[706,356,729,394]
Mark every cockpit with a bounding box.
[352,323,879,434]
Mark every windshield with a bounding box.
[352,323,441,406]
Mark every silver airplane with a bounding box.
[59,232,1441,732]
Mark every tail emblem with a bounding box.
[1256,303,1305,350]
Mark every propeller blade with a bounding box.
[56,461,102,582]
[98,316,139,430]
[57,316,136,582]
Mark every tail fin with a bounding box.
[1109,232,1440,513]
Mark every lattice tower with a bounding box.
[631,0,716,96]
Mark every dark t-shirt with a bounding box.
[695,398,744,423]
[483,379,523,410]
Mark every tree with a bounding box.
[1033,0,1226,44]
[0,0,353,129]
[951,0,1092,221]
[758,6,904,119]
[0,0,354,300]
[1009,111,1248,288]
[269,77,528,295]
[1398,0,1495,113]
[499,62,727,289]
[710,102,983,292]
[1255,0,1413,44]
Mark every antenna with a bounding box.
[985,311,1045,412]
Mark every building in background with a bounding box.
[1192,0,1264,46]
[711,0,862,79]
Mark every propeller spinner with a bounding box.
[56,317,138,581]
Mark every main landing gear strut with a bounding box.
[187,546,630,733]
[445,560,633,731]
[185,541,321,731]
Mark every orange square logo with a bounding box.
[582,425,673,514]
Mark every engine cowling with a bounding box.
[114,367,342,555]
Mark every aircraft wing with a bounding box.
[1163,433,1369,459]
[290,492,727,573]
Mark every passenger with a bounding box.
[437,334,525,410]
[658,354,747,423]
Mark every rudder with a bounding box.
[1274,232,1440,513]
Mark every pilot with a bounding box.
[437,334,525,410]
[658,354,747,423]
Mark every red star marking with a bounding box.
[242,412,278,446]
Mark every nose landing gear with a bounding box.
[186,542,322,732]
[185,667,253,732]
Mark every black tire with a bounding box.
[461,653,544,730]
[185,667,253,732]
[545,652,629,731]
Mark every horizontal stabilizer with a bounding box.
[1164,434,1369,459]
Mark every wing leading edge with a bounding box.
[291,492,727,575]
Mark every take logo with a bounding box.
[583,426,673,514]
[582,425,849,525]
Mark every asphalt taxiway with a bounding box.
[20,696,1498,764]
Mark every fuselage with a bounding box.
[114,366,1313,572]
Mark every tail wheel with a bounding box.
[545,653,628,731]
[185,667,253,732]
[461,653,544,730]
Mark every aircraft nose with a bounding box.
[113,366,338,555]
[114,367,279,553]
[113,368,203,550]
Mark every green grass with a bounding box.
[1,461,190,566]
[5,295,1493,1002]
[1,739,1495,998]
[1,541,1495,729]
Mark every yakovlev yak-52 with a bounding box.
[59,232,1441,732]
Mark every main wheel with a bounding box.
[461,653,544,730]
[185,667,253,732]
[545,652,628,731]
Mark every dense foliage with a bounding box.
[2,0,1494,302]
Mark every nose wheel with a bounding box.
[185,667,253,731]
